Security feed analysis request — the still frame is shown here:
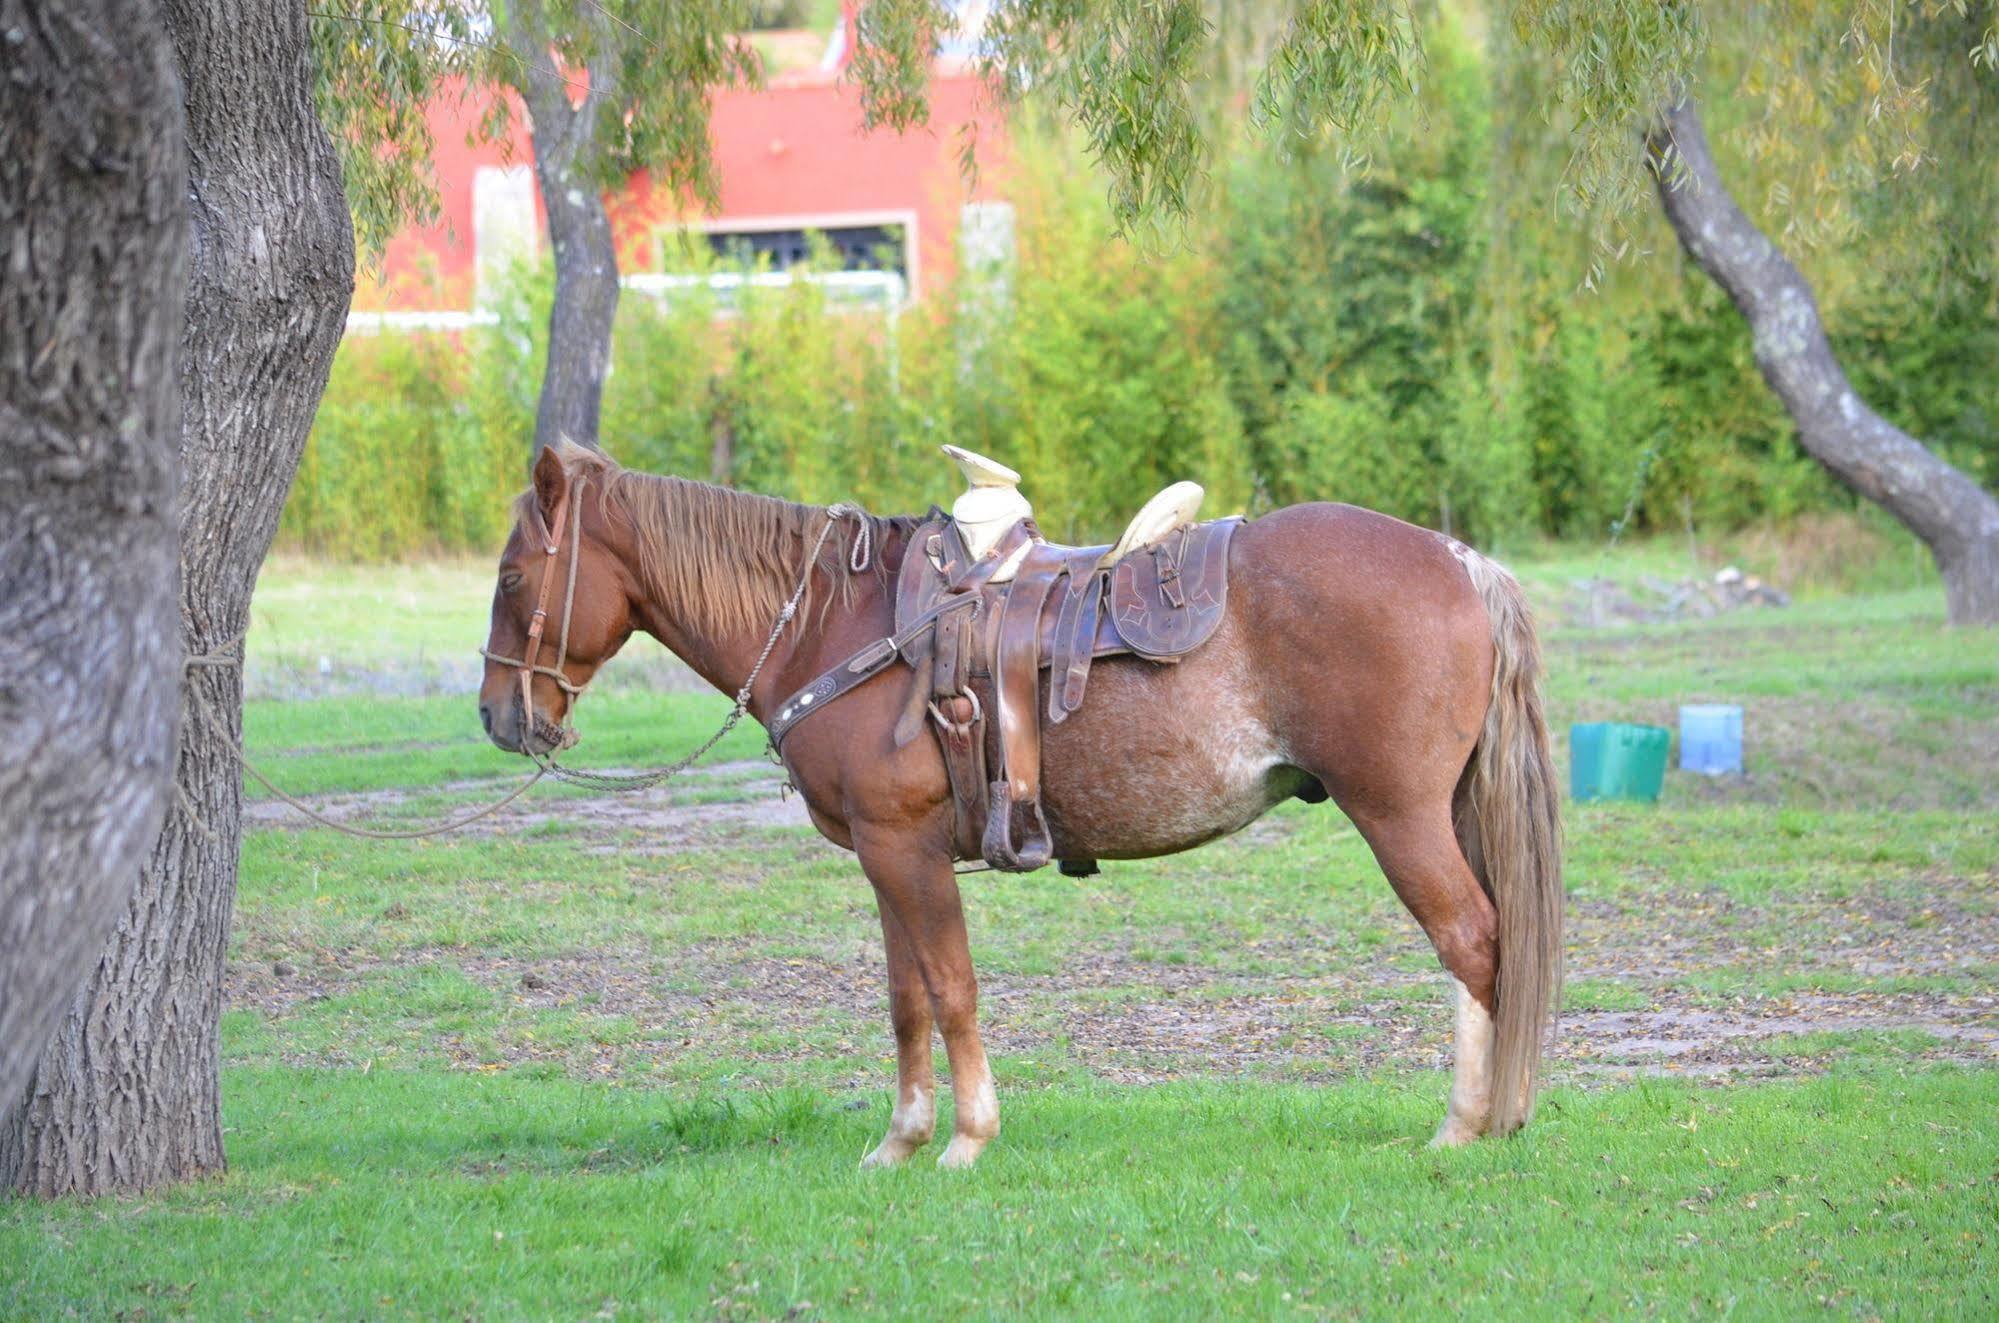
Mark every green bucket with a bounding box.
[1570,722,1670,803]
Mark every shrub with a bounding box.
[281,331,515,559]
[951,135,1247,541]
[1213,15,1493,536]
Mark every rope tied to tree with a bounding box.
[181,633,550,840]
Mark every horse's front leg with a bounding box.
[860,906,937,1166]
[856,826,998,1169]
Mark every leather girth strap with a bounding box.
[983,545,1064,871]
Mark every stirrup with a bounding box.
[982,780,1052,872]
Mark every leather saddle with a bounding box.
[769,509,1242,875]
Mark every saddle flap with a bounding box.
[1108,517,1241,659]
[894,518,949,634]
[891,520,947,747]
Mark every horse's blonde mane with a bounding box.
[513,443,904,638]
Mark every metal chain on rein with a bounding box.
[530,502,866,791]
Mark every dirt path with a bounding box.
[243,760,815,838]
[226,902,1998,1086]
[227,943,1998,1084]
[234,767,1997,1085]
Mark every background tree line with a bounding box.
[284,11,1996,559]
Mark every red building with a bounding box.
[359,41,1009,315]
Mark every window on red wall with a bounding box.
[704,223,907,276]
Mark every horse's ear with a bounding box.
[531,443,569,530]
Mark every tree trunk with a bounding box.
[507,6,621,453]
[1646,97,1999,624]
[709,374,737,484]
[0,0,186,1114]
[0,0,355,1198]
[532,133,620,454]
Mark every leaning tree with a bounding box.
[1519,0,1999,620]
[1645,96,1998,623]
[0,0,187,1119]
[936,0,1999,621]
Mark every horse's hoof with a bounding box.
[937,1136,988,1169]
[861,1140,919,1168]
[1429,1117,1484,1148]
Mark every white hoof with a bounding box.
[1429,1115,1485,1149]
[937,1135,990,1169]
[861,1131,931,1167]
[861,1142,910,1168]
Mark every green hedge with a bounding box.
[284,332,515,559]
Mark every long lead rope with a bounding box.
[183,643,549,840]
[184,502,869,838]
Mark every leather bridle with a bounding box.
[479,481,872,781]
[480,480,587,752]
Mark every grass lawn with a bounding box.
[6,1070,1993,1319]
[4,539,1995,1318]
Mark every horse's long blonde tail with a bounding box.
[1456,552,1564,1134]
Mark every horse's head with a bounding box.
[479,442,634,756]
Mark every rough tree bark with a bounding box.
[0,0,186,1113]
[1646,97,1999,625]
[503,1,622,453]
[1,0,355,1197]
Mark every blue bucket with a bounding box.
[1679,704,1743,775]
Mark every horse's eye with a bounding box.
[500,572,524,594]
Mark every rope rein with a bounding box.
[182,640,549,840]
[190,501,868,839]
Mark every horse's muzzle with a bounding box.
[480,697,565,757]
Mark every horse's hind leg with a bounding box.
[861,908,937,1167]
[1352,805,1499,1147]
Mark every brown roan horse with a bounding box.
[480,441,1562,1167]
